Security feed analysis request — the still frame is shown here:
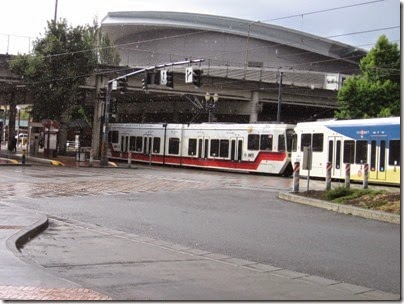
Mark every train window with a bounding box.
[336,140,341,169]
[130,136,136,151]
[286,129,294,152]
[278,134,285,151]
[135,137,143,152]
[328,141,333,163]
[389,140,400,165]
[312,134,324,152]
[188,138,197,156]
[380,140,386,172]
[260,134,273,150]
[220,140,229,157]
[248,134,259,150]
[143,137,148,154]
[153,137,161,153]
[210,139,219,157]
[355,140,368,164]
[370,140,377,171]
[110,131,119,143]
[300,134,311,151]
[291,133,297,152]
[168,138,180,155]
[343,140,355,164]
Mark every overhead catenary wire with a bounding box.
[3,0,399,86]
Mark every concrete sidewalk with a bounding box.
[0,202,111,300]
[0,201,399,301]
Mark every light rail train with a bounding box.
[291,117,400,185]
[107,117,400,185]
[108,122,295,175]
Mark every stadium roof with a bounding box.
[101,11,366,64]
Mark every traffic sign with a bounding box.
[160,70,167,85]
[112,80,117,90]
[185,67,193,83]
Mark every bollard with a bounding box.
[325,162,332,191]
[21,149,26,165]
[363,163,369,189]
[89,149,94,167]
[292,162,300,192]
[345,163,351,188]
[128,151,132,168]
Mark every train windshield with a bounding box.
[286,129,294,152]
[109,130,119,143]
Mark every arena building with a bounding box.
[100,11,367,124]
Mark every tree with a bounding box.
[87,19,121,66]
[335,35,400,119]
[10,20,99,154]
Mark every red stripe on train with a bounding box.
[110,149,287,171]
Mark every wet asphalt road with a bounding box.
[0,164,400,294]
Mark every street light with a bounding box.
[204,92,219,122]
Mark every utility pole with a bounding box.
[99,83,112,166]
[54,0,58,23]
[277,71,283,123]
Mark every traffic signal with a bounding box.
[166,71,174,88]
[153,72,161,85]
[110,98,117,114]
[98,87,106,99]
[146,72,154,85]
[193,69,203,87]
[118,77,128,93]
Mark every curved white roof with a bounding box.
[101,11,366,62]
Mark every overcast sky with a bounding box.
[0,0,400,54]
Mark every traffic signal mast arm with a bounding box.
[108,58,205,85]
[100,58,204,166]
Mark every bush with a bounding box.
[323,187,356,201]
[323,187,384,204]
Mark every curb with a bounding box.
[6,214,49,255]
[278,192,400,224]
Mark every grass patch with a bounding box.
[320,186,400,214]
[323,187,384,204]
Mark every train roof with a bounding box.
[110,122,296,129]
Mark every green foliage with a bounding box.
[10,19,98,120]
[335,35,400,119]
[322,186,356,201]
[323,186,385,205]
[88,19,121,65]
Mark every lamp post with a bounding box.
[205,92,219,123]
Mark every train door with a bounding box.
[198,137,209,159]
[369,136,387,181]
[143,136,152,156]
[121,134,129,154]
[327,136,343,177]
[230,138,243,162]
[143,136,154,165]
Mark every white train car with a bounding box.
[291,117,400,185]
[108,122,295,175]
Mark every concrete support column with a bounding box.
[91,75,104,159]
[249,91,259,123]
